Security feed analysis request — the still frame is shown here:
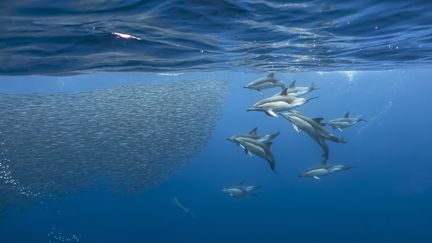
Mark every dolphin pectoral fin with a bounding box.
[313,176,320,180]
[265,110,278,117]
[258,91,263,95]
[246,149,253,156]
[337,127,343,132]
[292,123,300,133]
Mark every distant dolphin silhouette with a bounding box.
[327,112,367,131]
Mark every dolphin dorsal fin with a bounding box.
[289,80,296,89]
[249,127,258,135]
[267,73,274,78]
[313,117,324,123]
[344,112,350,118]
[280,88,288,96]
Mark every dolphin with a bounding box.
[228,136,277,173]
[222,182,260,198]
[244,73,286,93]
[327,112,367,131]
[274,80,319,96]
[247,89,318,117]
[232,127,280,143]
[299,159,353,180]
[280,111,346,159]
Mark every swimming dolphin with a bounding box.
[222,182,260,198]
[299,159,353,180]
[280,111,346,159]
[327,112,367,131]
[227,135,277,173]
[233,127,280,143]
[275,80,319,96]
[247,89,318,117]
[244,73,286,93]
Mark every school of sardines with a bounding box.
[223,74,366,198]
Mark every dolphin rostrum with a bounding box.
[222,182,260,198]
[244,73,286,93]
[299,159,353,180]
[247,89,318,117]
[228,134,277,173]
[327,112,367,131]
[280,111,346,159]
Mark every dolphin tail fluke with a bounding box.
[306,97,319,103]
[317,139,329,160]
[311,83,319,90]
[344,166,354,171]
[320,157,328,165]
[266,131,280,141]
[338,137,347,143]
[322,153,329,160]
[279,82,287,89]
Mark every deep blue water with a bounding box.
[1,70,432,242]
[1,0,432,242]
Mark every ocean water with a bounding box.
[1,1,432,243]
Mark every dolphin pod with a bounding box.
[226,73,364,187]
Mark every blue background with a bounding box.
[1,69,432,242]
